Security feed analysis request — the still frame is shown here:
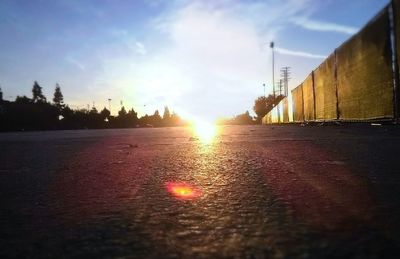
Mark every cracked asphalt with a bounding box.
[1,125,400,258]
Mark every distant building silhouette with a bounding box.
[0,87,3,102]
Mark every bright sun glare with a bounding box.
[192,120,217,143]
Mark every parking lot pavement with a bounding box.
[1,125,400,258]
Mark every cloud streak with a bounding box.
[275,47,326,59]
[291,17,358,35]
[65,56,86,70]
[135,42,147,55]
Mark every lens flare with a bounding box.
[166,182,202,200]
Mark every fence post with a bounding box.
[301,84,305,122]
[390,0,400,122]
[334,49,340,120]
[311,71,317,120]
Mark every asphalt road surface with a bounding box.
[1,125,400,258]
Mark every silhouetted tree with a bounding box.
[163,106,171,126]
[253,96,268,123]
[216,111,255,125]
[61,105,74,121]
[53,83,64,110]
[139,114,150,127]
[58,105,74,129]
[163,106,171,120]
[0,88,4,129]
[86,106,106,128]
[118,106,127,117]
[72,109,90,129]
[170,112,186,126]
[5,94,57,131]
[234,111,254,125]
[138,110,162,127]
[100,107,110,119]
[15,95,32,104]
[112,106,138,128]
[90,106,98,114]
[152,110,162,127]
[253,95,283,123]
[116,108,139,128]
[127,108,138,125]
[32,81,46,103]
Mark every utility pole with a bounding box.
[108,98,112,115]
[280,67,291,97]
[276,80,283,96]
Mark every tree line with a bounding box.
[0,82,284,131]
[0,82,187,131]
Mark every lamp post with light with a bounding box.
[262,83,266,97]
[270,41,281,122]
[270,41,275,99]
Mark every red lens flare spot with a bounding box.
[166,182,202,200]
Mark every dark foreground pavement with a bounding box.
[1,125,400,258]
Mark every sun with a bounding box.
[175,111,218,144]
[192,119,217,143]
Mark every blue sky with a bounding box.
[0,0,389,120]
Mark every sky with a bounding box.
[0,0,390,120]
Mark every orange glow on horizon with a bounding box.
[166,182,202,200]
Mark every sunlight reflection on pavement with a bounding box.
[190,120,219,144]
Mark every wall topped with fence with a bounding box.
[264,0,400,124]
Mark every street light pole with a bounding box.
[271,41,281,122]
[263,83,266,97]
[270,42,275,99]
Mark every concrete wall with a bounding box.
[336,8,393,120]
[302,73,316,121]
[292,85,304,122]
[314,54,338,121]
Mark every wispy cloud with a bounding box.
[48,0,329,118]
[135,42,147,55]
[90,0,323,118]
[275,47,326,59]
[65,56,85,70]
[291,17,358,35]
